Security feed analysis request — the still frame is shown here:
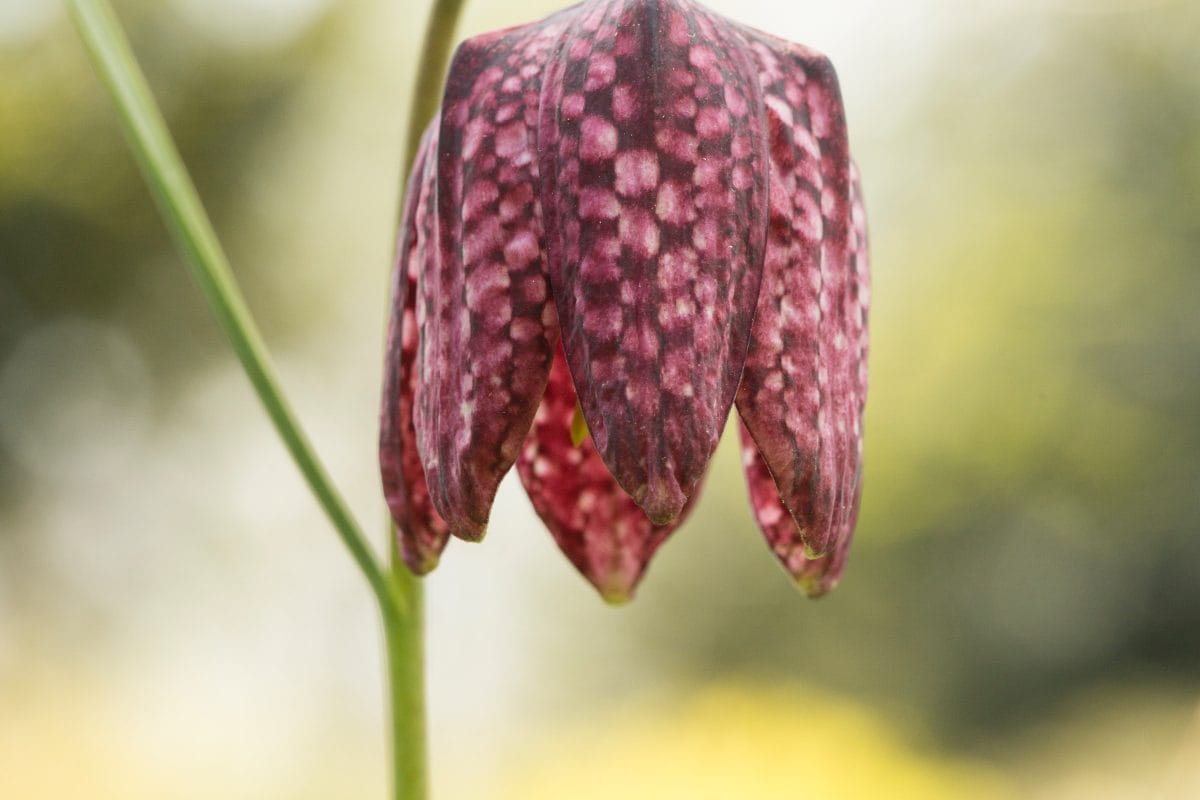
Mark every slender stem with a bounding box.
[384,540,428,799]
[67,0,467,796]
[63,0,401,616]
[382,2,468,798]
[403,0,469,173]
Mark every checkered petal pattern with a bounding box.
[380,0,868,601]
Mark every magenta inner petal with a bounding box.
[518,345,699,603]
[738,420,853,597]
[537,0,769,526]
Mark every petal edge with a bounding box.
[381,125,451,574]
[733,28,864,557]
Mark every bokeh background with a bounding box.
[2,0,1199,797]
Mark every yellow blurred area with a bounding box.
[2,677,1008,799]
[501,686,1010,800]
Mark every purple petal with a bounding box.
[380,126,451,573]
[833,164,870,549]
[732,27,868,556]
[413,17,568,540]
[738,420,855,597]
[517,344,698,604]
[537,0,769,525]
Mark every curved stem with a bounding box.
[63,0,401,614]
[67,0,468,797]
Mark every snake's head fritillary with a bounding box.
[380,0,869,603]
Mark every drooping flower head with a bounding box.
[380,0,869,602]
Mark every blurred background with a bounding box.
[2,0,1199,797]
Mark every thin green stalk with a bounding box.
[63,0,400,615]
[68,0,468,797]
[382,3,468,798]
[384,541,429,799]
[403,0,469,172]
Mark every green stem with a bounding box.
[384,546,428,799]
[66,0,468,796]
[403,0,469,173]
[61,2,402,622]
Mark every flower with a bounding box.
[380,0,869,603]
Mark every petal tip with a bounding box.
[593,573,640,606]
[404,550,442,576]
[391,520,445,575]
[600,586,635,606]
[639,479,688,527]
[452,520,488,543]
[796,574,839,599]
